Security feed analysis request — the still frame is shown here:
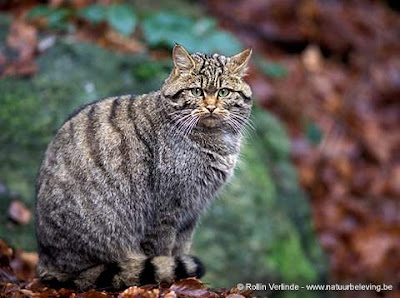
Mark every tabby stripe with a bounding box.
[238,91,252,103]
[191,256,205,277]
[199,56,206,73]
[69,121,75,144]
[128,99,152,155]
[216,55,224,68]
[94,263,121,288]
[139,258,156,285]
[64,98,106,125]
[48,183,108,257]
[130,98,156,191]
[45,278,76,290]
[108,97,131,178]
[64,120,104,197]
[141,95,156,137]
[174,256,188,279]
[86,105,108,175]
[86,104,126,217]
[215,63,223,87]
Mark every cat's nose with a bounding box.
[206,104,216,113]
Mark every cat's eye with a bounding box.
[191,88,203,97]
[218,88,231,97]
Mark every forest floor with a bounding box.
[0,240,250,297]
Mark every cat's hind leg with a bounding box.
[37,253,205,290]
[37,258,116,291]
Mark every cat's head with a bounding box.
[161,44,252,135]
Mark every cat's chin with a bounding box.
[199,116,222,128]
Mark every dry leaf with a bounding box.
[8,200,31,225]
[302,44,323,72]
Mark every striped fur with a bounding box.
[35,45,252,290]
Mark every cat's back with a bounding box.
[36,93,157,203]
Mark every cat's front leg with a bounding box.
[140,220,177,256]
[172,219,197,255]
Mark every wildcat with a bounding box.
[35,44,252,290]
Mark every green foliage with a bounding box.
[28,4,137,35]
[256,57,288,78]
[27,5,72,30]
[78,4,107,24]
[26,3,240,53]
[142,12,243,55]
[27,5,53,18]
[305,121,323,145]
[107,4,137,36]
[131,60,171,81]
[47,8,71,29]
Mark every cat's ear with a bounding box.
[173,44,195,75]
[228,48,252,76]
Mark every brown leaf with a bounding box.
[0,240,13,261]
[19,288,41,297]
[226,294,246,298]
[1,282,20,294]
[302,44,323,72]
[164,291,177,298]
[102,29,144,54]
[75,27,144,54]
[71,0,92,9]
[169,278,216,297]
[0,267,19,284]
[8,200,31,225]
[10,250,37,281]
[49,0,64,8]
[7,20,37,61]
[227,286,253,298]
[119,285,145,297]
[81,289,110,297]
[0,51,6,66]
[1,19,38,77]
[19,252,38,270]
[119,286,159,298]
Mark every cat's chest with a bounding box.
[157,134,239,191]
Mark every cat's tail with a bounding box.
[38,254,205,290]
[121,254,205,287]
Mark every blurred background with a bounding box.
[0,0,399,297]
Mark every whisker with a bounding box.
[221,112,254,138]
[230,112,255,130]
[169,109,192,116]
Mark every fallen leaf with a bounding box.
[8,200,31,225]
[7,20,37,61]
[1,19,38,77]
[226,294,246,298]
[164,291,177,298]
[169,278,216,297]
[302,44,323,72]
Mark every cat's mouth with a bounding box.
[199,113,222,128]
